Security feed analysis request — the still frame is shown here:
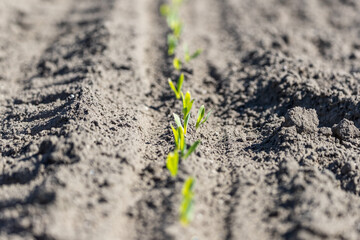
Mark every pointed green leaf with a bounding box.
[196,105,205,129]
[172,21,183,39]
[171,124,179,149]
[168,79,179,98]
[182,91,192,117]
[180,177,195,225]
[190,49,202,60]
[173,57,182,71]
[160,4,170,17]
[184,140,200,159]
[172,0,184,5]
[184,44,191,63]
[166,151,179,177]
[177,73,184,95]
[185,92,191,106]
[181,91,185,107]
[167,34,178,56]
[180,196,194,225]
[188,99,194,116]
[179,127,185,153]
[182,177,194,196]
[202,110,212,124]
[173,113,182,128]
[184,113,190,135]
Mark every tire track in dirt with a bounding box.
[0,0,157,238]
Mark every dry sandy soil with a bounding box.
[1,0,360,239]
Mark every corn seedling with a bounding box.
[173,57,182,70]
[172,114,200,157]
[183,140,200,159]
[171,124,185,151]
[168,73,184,99]
[160,2,183,38]
[167,34,178,56]
[180,177,195,225]
[173,112,189,136]
[181,91,194,120]
[171,21,183,39]
[166,151,179,177]
[173,113,190,135]
[160,4,171,17]
[184,45,202,63]
[196,105,212,130]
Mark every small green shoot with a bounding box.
[195,105,212,130]
[167,34,178,56]
[172,0,184,5]
[173,113,182,129]
[171,21,183,39]
[184,140,200,159]
[160,4,170,17]
[184,46,202,63]
[181,91,194,120]
[166,151,179,177]
[172,114,200,157]
[180,177,195,225]
[173,57,182,70]
[183,112,190,135]
[174,111,190,135]
[171,124,179,149]
[171,120,185,152]
[168,73,184,99]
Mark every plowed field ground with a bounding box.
[1,0,360,239]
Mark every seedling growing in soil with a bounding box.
[171,124,185,150]
[180,177,195,225]
[172,114,201,157]
[167,34,178,56]
[183,140,200,159]
[196,105,212,129]
[166,151,179,177]
[184,45,202,63]
[173,112,189,136]
[160,4,171,17]
[168,73,184,99]
[173,57,182,70]
[160,2,183,39]
[181,91,194,120]
[171,21,183,39]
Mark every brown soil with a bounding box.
[1,0,360,239]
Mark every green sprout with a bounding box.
[171,124,185,150]
[181,91,194,120]
[173,112,189,136]
[160,4,170,17]
[168,73,184,99]
[161,2,182,39]
[172,0,184,5]
[183,140,200,159]
[184,45,202,63]
[167,34,178,56]
[166,151,179,177]
[173,57,182,70]
[170,20,183,39]
[172,114,200,157]
[196,105,212,129]
[180,177,195,225]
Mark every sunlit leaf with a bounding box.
[184,140,200,159]
[173,57,182,71]
[166,151,179,177]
